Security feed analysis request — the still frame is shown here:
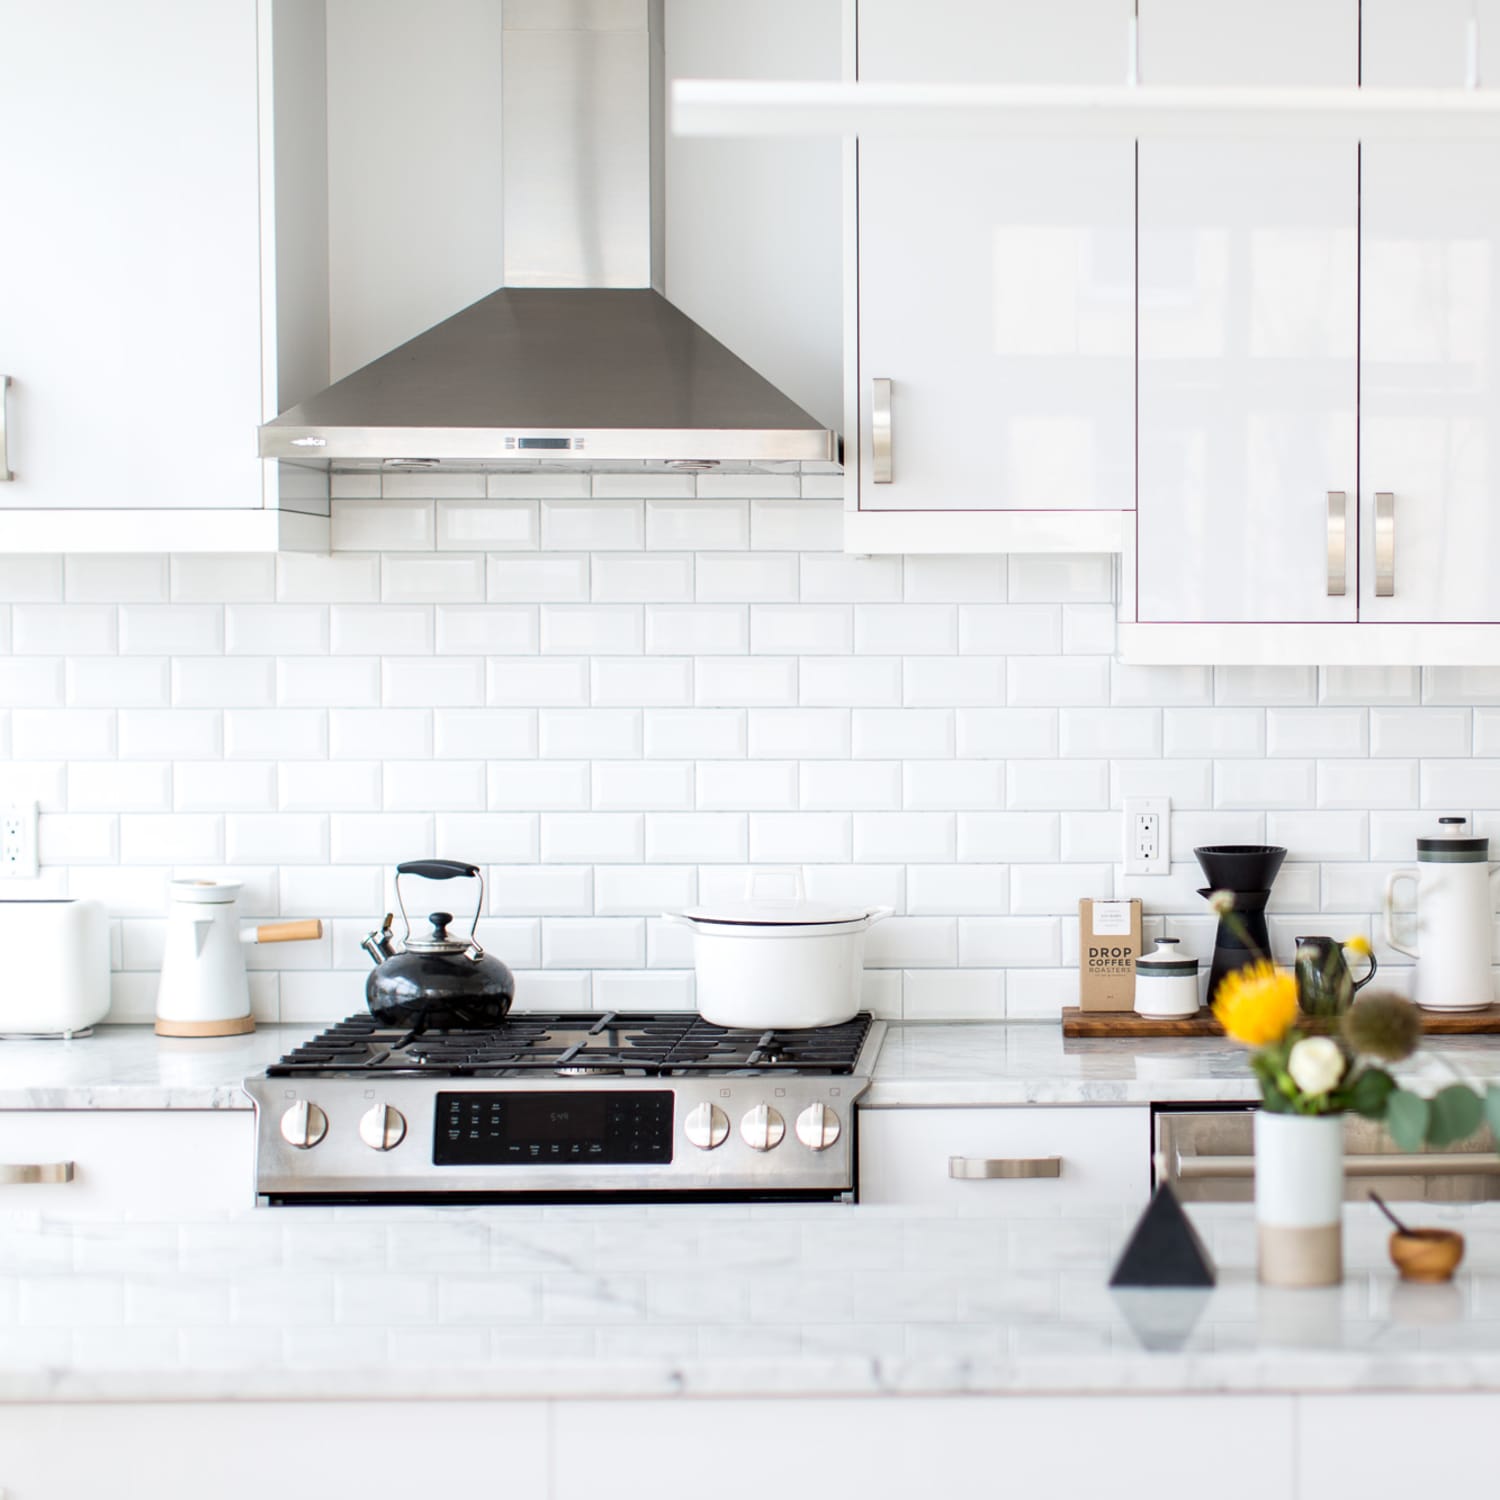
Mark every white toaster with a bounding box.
[0,899,110,1036]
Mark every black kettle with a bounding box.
[363,860,515,1030]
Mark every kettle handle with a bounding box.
[394,861,484,948]
[1383,869,1420,959]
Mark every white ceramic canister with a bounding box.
[1254,1110,1344,1288]
[1384,816,1500,1012]
[1133,937,1200,1019]
[664,872,893,1030]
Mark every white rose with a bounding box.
[1287,1036,1346,1097]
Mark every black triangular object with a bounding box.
[1108,1183,1216,1288]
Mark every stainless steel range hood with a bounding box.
[260,1,836,473]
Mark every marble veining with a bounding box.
[864,1020,1500,1106]
[5,1019,1500,1112]
[3,1201,1500,1402]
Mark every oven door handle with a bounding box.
[1165,1151,1500,1180]
[0,1161,75,1186]
[949,1155,1061,1180]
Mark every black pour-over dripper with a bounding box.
[1195,845,1287,1007]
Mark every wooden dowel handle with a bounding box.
[253,919,324,945]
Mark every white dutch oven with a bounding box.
[664,873,893,1030]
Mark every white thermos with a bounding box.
[155,880,322,1037]
[1383,817,1500,1012]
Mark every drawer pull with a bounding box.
[0,1161,75,1186]
[948,1155,1061,1181]
[1171,1152,1500,1180]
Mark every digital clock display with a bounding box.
[506,1094,605,1142]
[433,1091,673,1166]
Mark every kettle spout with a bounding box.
[361,915,396,965]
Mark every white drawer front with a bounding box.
[858,1106,1149,1208]
[0,1111,254,1219]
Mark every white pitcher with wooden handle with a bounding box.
[1383,817,1500,1013]
[156,879,323,1037]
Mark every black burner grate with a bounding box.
[266,1010,874,1078]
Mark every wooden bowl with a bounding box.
[1388,1229,1466,1283]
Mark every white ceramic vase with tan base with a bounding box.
[1254,1110,1344,1288]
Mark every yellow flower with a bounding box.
[1343,934,1373,959]
[1212,961,1299,1048]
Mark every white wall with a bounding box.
[0,470,1490,1026]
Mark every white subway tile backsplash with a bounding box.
[277,552,382,604]
[746,498,837,551]
[65,556,168,603]
[487,474,589,500]
[1007,760,1109,811]
[800,554,903,604]
[907,866,1008,917]
[329,812,433,866]
[1420,759,1500,808]
[590,554,693,603]
[487,658,589,708]
[902,657,1004,708]
[853,708,953,760]
[331,708,430,761]
[0,556,62,601]
[592,657,693,708]
[437,499,538,550]
[226,813,329,865]
[592,760,694,811]
[382,657,484,708]
[71,761,173,813]
[592,864,692,917]
[488,864,593,917]
[1213,666,1316,705]
[1110,758,1214,808]
[1010,863,1110,914]
[697,761,798,810]
[489,760,590,812]
[332,604,435,656]
[649,500,750,551]
[542,813,645,864]
[647,604,749,655]
[1424,666,1500,705]
[798,656,898,707]
[750,604,851,655]
[644,708,745,760]
[488,555,590,603]
[958,811,1059,863]
[696,553,799,603]
[644,812,746,863]
[331,498,434,551]
[692,656,796,708]
[382,554,485,604]
[226,604,329,656]
[0,658,65,706]
[1007,656,1110,707]
[541,605,644,656]
[959,917,1059,967]
[176,762,278,813]
[39,813,118,865]
[383,760,486,812]
[15,604,117,655]
[1061,810,1125,862]
[748,707,850,759]
[539,708,642,760]
[1315,758,1419,810]
[68,658,172,708]
[119,709,222,761]
[904,760,1002,811]
[1320,666,1419,705]
[433,812,539,863]
[800,761,902,811]
[853,812,955,864]
[1163,707,1265,758]
[748,811,850,863]
[278,762,382,813]
[119,813,222,865]
[855,604,955,656]
[1057,707,1159,759]
[543,918,645,969]
[281,867,383,919]
[959,605,1062,656]
[1109,662,1213,707]
[1374,707,1471,758]
[864,916,957,969]
[1266,707,1368,758]
[541,500,644,550]
[1215,758,1316,810]
[276,657,377,709]
[1264,810,1369,862]
[903,556,1006,604]
[1061,604,1117,655]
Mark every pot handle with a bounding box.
[1383,869,1419,959]
[395,860,484,949]
[661,911,693,928]
[743,867,806,902]
[865,906,895,927]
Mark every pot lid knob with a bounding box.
[428,912,453,940]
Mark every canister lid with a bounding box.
[1417,816,1489,862]
[679,895,873,927]
[1135,937,1199,974]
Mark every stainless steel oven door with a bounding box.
[1154,1106,1500,1203]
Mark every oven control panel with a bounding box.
[433,1090,674,1166]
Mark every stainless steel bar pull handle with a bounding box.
[1326,491,1347,596]
[0,1161,75,1186]
[0,375,12,482]
[871,378,893,484]
[1172,1153,1500,1181]
[1376,491,1396,596]
[949,1156,1061,1180]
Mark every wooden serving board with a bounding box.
[1061,1005,1500,1039]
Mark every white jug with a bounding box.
[155,880,322,1037]
[1383,818,1500,1013]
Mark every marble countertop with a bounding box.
[5,1019,1500,1112]
[864,1021,1500,1106]
[4,1198,1500,1403]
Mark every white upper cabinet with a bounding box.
[852,0,1135,536]
[1135,0,1359,624]
[0,1,265,513]
[1360,0,1500,624]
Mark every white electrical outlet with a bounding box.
[1123,796,1169,876]
[1,800,38,879]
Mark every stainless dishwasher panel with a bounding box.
[1154,1106,1500,1203]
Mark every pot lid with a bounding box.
[1136,937,1198,972]
[401,912,478,955]
[679,896,875,927]
[1417,816,1490,861]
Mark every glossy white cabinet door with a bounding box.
[1136,0,1359,623]
[856,0,1135,513]
[0,1,264,510]
[1360,1,1500,622]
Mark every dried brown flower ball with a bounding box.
[1341,991,1423,1063]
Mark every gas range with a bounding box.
[243,1011,885,1204]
